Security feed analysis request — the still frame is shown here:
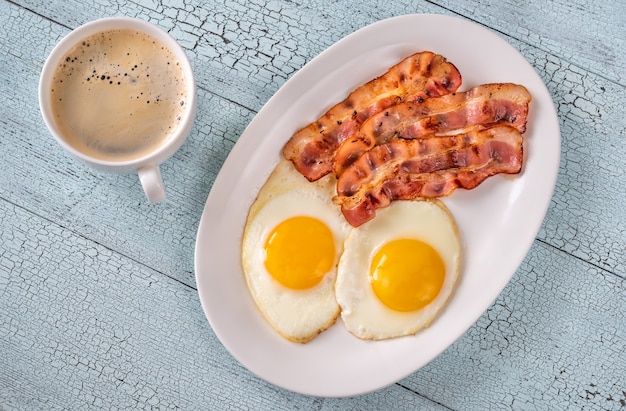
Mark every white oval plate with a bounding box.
[195,14,560,397]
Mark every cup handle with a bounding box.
[138,164,166,203]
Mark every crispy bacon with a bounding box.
[333,83,531,176]
[282,51,462,181]
[335,125,524,227]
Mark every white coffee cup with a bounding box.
[39,17,196,203]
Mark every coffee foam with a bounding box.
[50,29,188,162]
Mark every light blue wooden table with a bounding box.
[1,0,625,409]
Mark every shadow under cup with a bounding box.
[39,17,197,203]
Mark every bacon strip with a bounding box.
[333,83,531,176]
[334,125,524,227]
[282,52,462,181]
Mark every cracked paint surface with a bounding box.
[1,0,625,409]
[0,202,449,410]
[3,0,624,288]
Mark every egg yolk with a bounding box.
[369,238,445,312]
[264,216,335,290]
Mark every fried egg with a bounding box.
[241,160,350,343]
[335,199,461,340]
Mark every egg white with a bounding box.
[335,199,461,340]
[241,160,351,343]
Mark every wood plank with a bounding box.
[1,1,625,408]
[403,241,626,410]
[0,200,450,409]
[514,37,626,277]
[2,198,624,408]
[11,0,448,111]
[13,0,625,111]
[2,0,624,287]
[433,0,626,85]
